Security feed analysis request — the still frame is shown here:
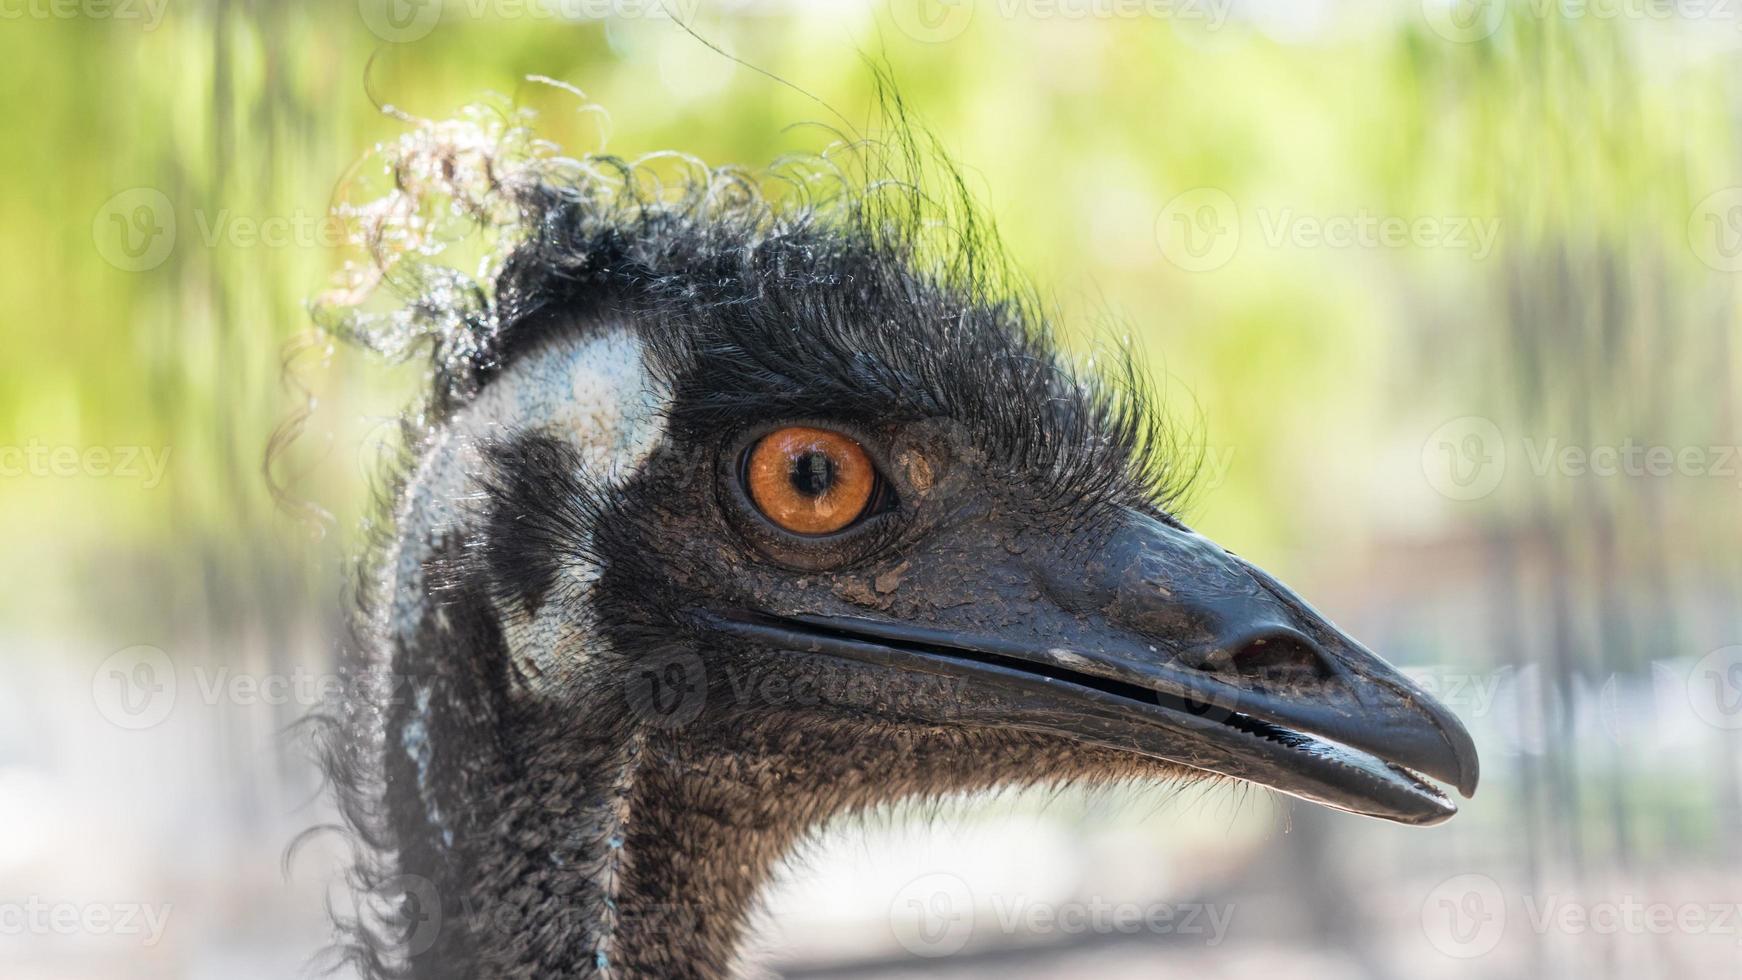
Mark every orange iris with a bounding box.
[745,426,876,535]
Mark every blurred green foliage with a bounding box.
[2,9,1740,974]
[1,3,1738,839]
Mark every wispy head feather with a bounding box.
[312,81,1199,519]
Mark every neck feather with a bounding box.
[376,590,808,978]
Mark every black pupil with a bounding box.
[789,451,835,497]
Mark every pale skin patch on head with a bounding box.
[383,325,672,690]
[380,324,671,846]
[380,325,670,978]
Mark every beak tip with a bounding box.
[1443,716,1481,800]
[1456,763,1480,800]
[1402,681,1480,802]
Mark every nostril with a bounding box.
[1223,630,1334,684]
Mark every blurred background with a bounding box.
[3,1,1741,977]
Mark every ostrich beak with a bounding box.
[702,509,1479,826]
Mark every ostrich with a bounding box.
[313,105,1478,980]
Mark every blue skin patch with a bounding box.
[400,686,452,845]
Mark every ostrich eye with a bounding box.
[744,426,879,535]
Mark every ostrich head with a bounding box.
[319,106,1478,979]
